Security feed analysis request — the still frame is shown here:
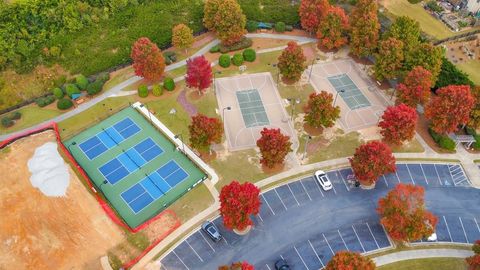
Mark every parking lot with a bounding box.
[159,163,478,270]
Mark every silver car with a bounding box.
[314,170,333,191]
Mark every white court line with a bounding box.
[433,164,443,186]
[352,225,366,252]
[274,189,288,210]
[309,240,325,268]
[443,216,453,242]
[299,180,312,201]
[405,165,416,185]
[294,246,310,270]
[382,175,389,187]
[287,184,300,206]
[172,251,189,270]
[323,234,335,255]
[199,231,215,252]
[366,223,380,249]
[419,164,429,185]
[185,239,203,262]
[459,217,469,243]
[338,230,349,250]
[261,194,276,215]
[337,171,350,192]
[474,218,480,234]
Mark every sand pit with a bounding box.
[0,131,123,270]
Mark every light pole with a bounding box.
[333,89,345,107]
[303,135,312,160]
[308,57,321,82]
[272,63,279,85]
[222,106,231,121]
[174,134,185,153]
[98,180,108,191]
[67,141,77,153]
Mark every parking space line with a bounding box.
[352,225,366,252]
[309,240,325,268]
[294,245,310,270]
[405,165,415,185]
[313,179,325,197]
[185,239,204,262]
[459,217,469,243]
[443,216,453,242]
[161,264,168,270]
[274,189,288,210]
[433,164,442,185]
[299,180,312,201]
[366,223,380,249]
[382,175,389,187]
[338,171,350,191]
[266,264,272,270]
[223,237,229,245]
[338,230,349,250]
[261,194,276,215]
[323,233,335,255]
[257,213,264,222]
[280,255,285,260]
[331,183,337,195]
[172,251,189,270]
[394,171,401,183]
[199,231,215,252]
[419,164,429,185]
[287,184,300,206]
[474,218,480,233]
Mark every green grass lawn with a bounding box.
[457,60,480,85]
[391,138,425,153]
[377,257,467,270]
[301,131,363,164]
[167,183,214,223]
[0,105,62,135]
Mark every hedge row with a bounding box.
[218,49,256,68]
[428,128,456,151]
[137,77,175,98]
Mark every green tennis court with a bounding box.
[64,107,206,228]
[328,74,370,110]
[236,89,270,128]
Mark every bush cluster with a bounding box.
[57,98,73,110]
[86,80,103,96]
[75,74,89,90]
[1,117,13,128]
[152,84,163,96]
[428,128,456,151]
[246,21,258,32]
[219,37,253,53]
[209,45,220,53]
[52,87,64,99]
[35,95,56,107]
[9,111,22,120]
[163,77,175,91]
[275,22,286,33]
[219,54,231,68]
[163,51,177,65]
[232,53,244,66]
[65,84,80,98]
[242,48,256,62]
[138,85,149,98]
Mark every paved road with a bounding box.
[159,163,480,270]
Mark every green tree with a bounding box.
[203,0,246,46]
[384,16,421,60]
[405,43,443,85]
[350,0,380,58]
[435,58,474,89]
[374,38,404,81]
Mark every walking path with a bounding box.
[373,248,474,266]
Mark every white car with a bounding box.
[314,170,333,191]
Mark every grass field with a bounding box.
[457,60,480,85]
[0,105,62,135]
[377,257,467,270]
[300,131,363,164]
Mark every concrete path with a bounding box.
[373,248,474,266]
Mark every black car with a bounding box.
[201,221,222,242]
[275,259,290,270]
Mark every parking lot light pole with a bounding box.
[98,180,108,191]
[174,134,185,153]
[222,106,231,121]
[333,89,345,107]
[303,135,312,160]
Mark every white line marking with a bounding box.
[459,217,469,243]
[394,171,401,183]
[266,264,272,270]
[287,184,300,206]
[294,246,310,270]
[309,240,325,268]
[280,255,285,260]
[172,251,189,270]
[433,164,443,186]
[474,218,480,234]
[300,180,312,201]
[323,233,335,255]
[338,171,350,191]
[257,212,264,222]
[313,178,326,198]
[185,239,203,262]
[352,225,366,252]
[366,223,380,249]
[222,237,229,245]
[199,232,215,252]
[443,216,453,242]
[382,175,389,187]
[338,230,349,250]
[274,189,288,210]
[419,164,429,185]
[261,194,276,215]
[405,165,415,185]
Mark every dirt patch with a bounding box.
[445,35,480,64]
[303,123,323,136]
[0,131,123,270]
[261,162,285,174]
[188,90,204,101]
[199,150,217,162]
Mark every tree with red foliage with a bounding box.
[374,37,404,81]
[467,240,480,270]
[219,181,260,231]
[203,0,246,46]
[277,42,307,82]
[396,66,433,107]
[256,128,292,168]
[219,261,255,270]
[325,251,376,270]
[131,37,165,81]
[304,91,340,129]
[185,56,213,95]
[316,6,349,50]
[299,0,330,34]
[379,104,418,145]
[188,114,223,152]
[425,85,475,134]
[350,0,380,58]
[469,86,480,129]
[349,141,396,186]
[377,183,438,242]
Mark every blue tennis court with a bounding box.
[98,138,164,184]
[121,160,190,213]
[78,117,141,159]
[328,74,370,110]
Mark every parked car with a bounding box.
[201,221,222,242]
[427,232,437,241]
[314,170,333,191]
[275,259,290,270]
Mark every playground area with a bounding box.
[309,60,388,132]
[215,72,297,151]
[0,131,123,269]
[445,34,480,64]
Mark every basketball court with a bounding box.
[215,72,297,151]
[309,60,389,132]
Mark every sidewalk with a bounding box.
[373,248,474,266]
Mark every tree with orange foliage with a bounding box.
[277,41,306,82]
[316,6,349,50]
[350,0,380,58]
[172,24,194,53]
[188,114,223,152]
[396,66,433,107]
[257,128,292,168]
[203,0,246,46]
[130,37,165,81]
[219,261,255,270]
[377,183,438,242]
[326,251,376,270]
[299,0,330,34]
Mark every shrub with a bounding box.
[275,22,286,33]
[86,80,103,96]
[9,111,21,120]
[242,48,256,62]
[57,98,73,110]
[96,72,110,84]
[75,74,89,90]
[163,51,177,65]
[246,20,258,32]
[65,84,80,98]
[137,85,149,98]
[438,136,456,150]
[209,45,220,53]
[219,54,231,68]
[1,117,13,128]
[232,53,244,66]
[52,87,64,99]
[219,37,253,53]
[152,84,163,96]
[35,96,56,107]
[473,135,480,150]
[163,77,175,91]
[465,126,477,136]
